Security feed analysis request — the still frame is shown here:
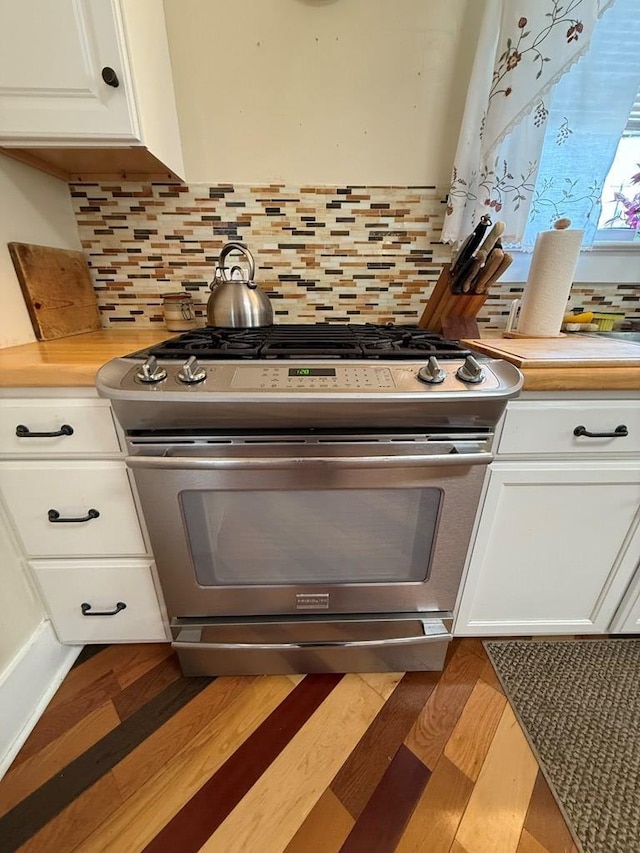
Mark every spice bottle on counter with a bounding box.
[163,292,197,331]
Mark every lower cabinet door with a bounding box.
[32,560,168,643]
[609,524,640,633]
[612,587,640,633]
[455,461,640,636]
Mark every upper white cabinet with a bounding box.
[0,0,136,142]
[0,0,184,179]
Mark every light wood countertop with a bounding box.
[462,335,640,391]
[0,329,171,387]
[0,328,638,391]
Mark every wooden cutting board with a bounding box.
[9,242,101,340]
[461,335,640,367]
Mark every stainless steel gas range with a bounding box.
[97,324,522,675]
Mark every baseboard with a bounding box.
[0,620,81,779]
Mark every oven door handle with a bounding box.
[172,620,451,651]
[126,452,493,470]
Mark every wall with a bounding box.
[72,181,640,329]
[0,153,83,348]
[72,181,450,326]
[0,503,43,678]
[163,0,480,187]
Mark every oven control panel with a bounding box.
[230,366,396,391]
[119,358,505,394]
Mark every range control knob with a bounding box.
[456,355,485,384]
[136,355,167,384]
[177,356,206,384]
[417,356,445,385]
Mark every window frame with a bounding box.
[502,242,639,284]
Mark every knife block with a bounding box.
[418,264,488,336]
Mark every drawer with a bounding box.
[32,560,167,643]
[0,461,146,557]
[0,399,120,456]
[498,401,640,456]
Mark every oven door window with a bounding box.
[180,488,442,586]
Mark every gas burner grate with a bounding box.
[131,324,472,360]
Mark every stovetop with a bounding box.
[131,324,472,361]
[97,323,524,431]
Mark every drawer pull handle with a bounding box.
[16,424,74,438]
[81,602,127,617]
[48,508,100,523]
[573,424,628,439]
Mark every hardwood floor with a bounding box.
[0,640,579,853]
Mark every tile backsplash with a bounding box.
[71,181,639,330]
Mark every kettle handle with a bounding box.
[218,242,256,283]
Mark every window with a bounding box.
[597,88,640,243]
[521,0,640,251]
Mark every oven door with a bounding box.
[127,436,491,618]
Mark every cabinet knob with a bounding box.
[101,66,120,88]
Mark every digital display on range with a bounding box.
[288,368,336,377]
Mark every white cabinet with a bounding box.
[0,0,183,179]
[0,392,167,643]
[455,396,640,637]
[0,0,136,142]
[609,523,640,633]
[0,461,146,557]
[498,400,640,456]
[0,398,121,456]
[455,462,640,635]
[32,560,166,643]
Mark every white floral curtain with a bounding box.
[524,0,640,247]
[442,0,616,246]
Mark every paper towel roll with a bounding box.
[518,222,583,337]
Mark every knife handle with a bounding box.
[478,221,505,258]
[461,250,487,293]
[451,215,491,274]
[472,247,504,294]
[451,254,476,294]
[477,251,513,293]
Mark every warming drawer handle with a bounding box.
[173,625,451,651]
[573,424,628,439]
[48,508,100,523]
[126,452,494,471]
[81,602,127,617]
[16,424,74,438]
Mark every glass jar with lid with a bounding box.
[163,292,198,331]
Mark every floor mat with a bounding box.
[485,639,640,853]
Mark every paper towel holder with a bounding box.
[504,298,568,338]
[503,218,573,338]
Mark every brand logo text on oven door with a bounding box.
[296,593,330,610]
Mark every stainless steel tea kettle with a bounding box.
[207,242,273,327]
